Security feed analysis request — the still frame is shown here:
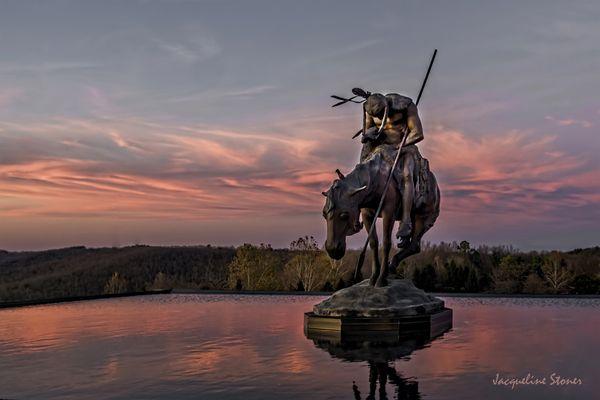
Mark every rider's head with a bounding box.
[365,93,387,119]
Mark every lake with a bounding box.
[1,294,598,399]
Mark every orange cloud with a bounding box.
[0,117,336,221]
[0,116,598,248]
[421,127,597,222]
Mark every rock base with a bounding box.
[306,279,452,339]
[313,279,444,317]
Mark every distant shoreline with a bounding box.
[1,288,598,310]
[173,289,600,299]
[0,289,172,309]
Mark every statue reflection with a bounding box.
[359,362,420,400]
[306,332,442,400]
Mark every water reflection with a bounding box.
[307,332,431,399]
[306,322,457,400]
[0,295,598,399]
[356,363,420,400]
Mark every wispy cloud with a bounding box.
[0,117,332,220]
[222,85,276,97]
[0,62,101,75]
[422,127,598,222]
[325,39,383,59]
[545,115,593,129]
[298,38,384,67]
[154,36,220,63]
[1,116,597,231]
[166,85,277,103]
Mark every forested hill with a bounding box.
[1,242,599,303]
[0,245,238,302]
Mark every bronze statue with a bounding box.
[322,144,440,287]
[324,50,439,287]
[360,92,424,246]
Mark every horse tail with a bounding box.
[422,169,441,231]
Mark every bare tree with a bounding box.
[150,272,172,290]
[541,252,572,294]
[283,236,329,291]
[104,272,129,294]
[327,257,343,285]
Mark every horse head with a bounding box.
[322,169,368,259]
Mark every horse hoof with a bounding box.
[369,276,377,286]
[396,222,412,239]
[375,278,388,287]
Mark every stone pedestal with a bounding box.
[313,279,444,317]
[305,279,452,339]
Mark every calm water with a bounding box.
[0,294,598,399]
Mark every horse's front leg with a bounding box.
[361,208,380,286]
[377,210,394,287]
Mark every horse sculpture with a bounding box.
[322,145,440,287]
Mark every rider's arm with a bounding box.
[405,103,423,145]
[364,110,375,131]
[361,110,380,142]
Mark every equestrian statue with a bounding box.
[322,50,440,288]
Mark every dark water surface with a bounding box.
[0,294,598,399]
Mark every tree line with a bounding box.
[0,240,598,302]
[226,239,600,294]
[400,241,599,294]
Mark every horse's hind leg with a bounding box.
[361,208,380,286]
[389,215,427,274]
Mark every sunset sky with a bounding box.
[1,0,598,251]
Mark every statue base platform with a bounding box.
[304,307,452,340]
[305,279,452,339]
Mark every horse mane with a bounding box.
[362,144,398,165]
[325,145,399,213]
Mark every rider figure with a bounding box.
[360,92,424,246]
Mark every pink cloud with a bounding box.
[0,117,336,221]
[0,116,597,248]
[545,115,593,128]
[421,127,597,222]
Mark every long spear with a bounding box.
[353,49,437,282]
